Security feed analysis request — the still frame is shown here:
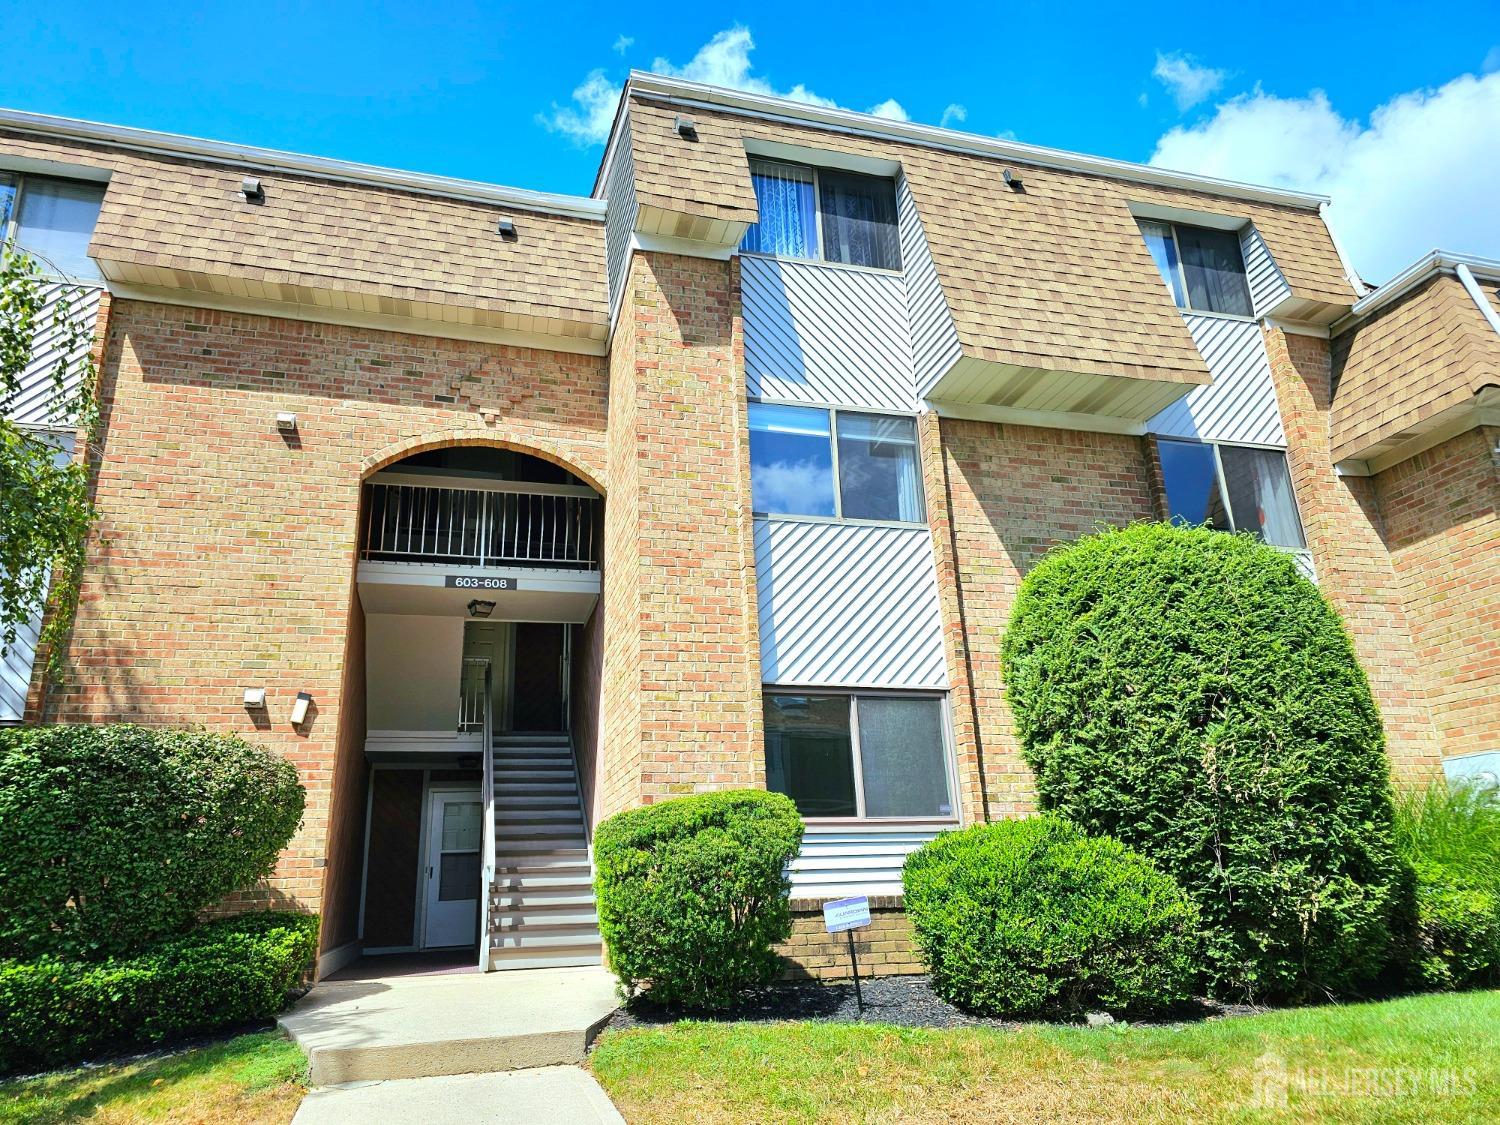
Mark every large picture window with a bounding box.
[1137,219,1253,317]
[1157,439,1306,549]
[740,159,901,271]
[763,692,955,820]
[0,174,106,281]
[749,403,924,523]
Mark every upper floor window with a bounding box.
[748,402,924,523]
[740,159,902,271]
[1137,219,1252,317]
[1157,438,1306,549]
[0,174,106,282]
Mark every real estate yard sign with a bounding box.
[823,896,871,1010]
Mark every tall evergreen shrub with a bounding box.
[1001,523,1401,1000]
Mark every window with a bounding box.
[1137,219,1252,317]
[0,174,106,281]
[749,402,924,522]
[741,159,901,271]
[1157,439,1306,549]
[763,692,954,820]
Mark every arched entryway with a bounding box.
[326,441,605,977]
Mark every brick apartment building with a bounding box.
[2,73,1496,979]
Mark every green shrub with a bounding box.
[1392,783,1500,990]
[1001,523,1401,1001]
[594,789,803,1009]
[0,911,318,1073]
[0,725,305,960]
[903,817,1199,1016]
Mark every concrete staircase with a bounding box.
[487,733,602,970]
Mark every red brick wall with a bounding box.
[318,583,367,953]
[1373,426,1500,761]
[779,898,924,979]
[932,419,1159,820]
[1262,325,1443,777]
[50,299,609,915]
[599,252,763,815]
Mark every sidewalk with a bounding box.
[293,1066,624,1124]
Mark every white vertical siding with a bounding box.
[741,256,917,410]
[788,826,944,898]
[8,282,103,427]
[756,519,947,688]
[1241,225,1293,319]
[602,117,638,322]
[899,177,962,399]
[0,603,43,722]
[1147,313,1286,446]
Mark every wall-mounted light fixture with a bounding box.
[240,177,265,203]
[290,691,312,726]
[243,687,266,708]
[497,218,518,240]
[467,599,496,618]
[674,115,697,140]
[276,412,298,433]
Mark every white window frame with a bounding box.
[0,171,106,283]
[1145,220,1254,319]
[763,687,961,827]
[739,159,903,274]
[748,400,928,528]
[1156,436,1309,549]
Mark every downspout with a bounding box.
[1455,262,1500,340]
[1319,202,1371,299]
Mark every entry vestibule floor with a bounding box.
[325,949,478,981]
[279,964,619,1085]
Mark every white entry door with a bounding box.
[423,790,483,949]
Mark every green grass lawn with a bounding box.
[591,990,1500,1124]
[0,1031,307,1125]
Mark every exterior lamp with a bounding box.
[467,599,496,618]
[290,692,312,726]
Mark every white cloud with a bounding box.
[1152,51,1227,111]
[1150,71,1500,282]
[541,25,907,145]
[612,35,634,55]
[940,103,967,129]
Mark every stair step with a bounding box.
[491,906,600,928]
[494,808,584,823]
[486,948,603,970]
[494,769,579,783]
[496,848,590,864]
[497,824,587,839]
[490,926,602,952]
[492,734,571,745]
[490,887,595,907]
[493,794,579,808]
[490,872,594,895]
[491,757,574,770]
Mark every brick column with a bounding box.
[598,252,763,815]
[1261,324,1443,777]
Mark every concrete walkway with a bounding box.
[279,965,619,1084]
[292,1066,624,1124]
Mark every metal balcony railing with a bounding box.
[360,476,600,569]
[458,657,489,733]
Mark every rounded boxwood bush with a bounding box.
[594,789,803,1009]
[0,911,318,1073]
[1001,523,1401,1001]
[903,816,1198,1016]
[0,725,305,960]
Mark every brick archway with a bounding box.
[359,428,607,496]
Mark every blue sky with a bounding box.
[3,2,1498,281]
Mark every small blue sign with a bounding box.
[822,895,871,934]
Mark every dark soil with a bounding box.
[599,973,1268,1034]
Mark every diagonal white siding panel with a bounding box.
[742,256,918,410]
[788,827,945,898]
[1148,313,1286,446]
[0,604,43,721]
[900,177,962,400]
[1241,225,1293,319]
[756,519,947,688]
[8,282,103,428]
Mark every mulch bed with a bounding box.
[599,973,1267,1034]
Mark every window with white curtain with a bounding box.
[749,402,925,523]
[763,692,955,820]
[1157,438,1306,549]
[1137,219,1252,317]
[3,175,107,282]
[740,158,901,270]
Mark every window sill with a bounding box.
[802,817,959,830]
[753,512,930,532]
[737,251,904,278]
[1176,307,1259,323]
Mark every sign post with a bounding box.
[822,895,872,1013]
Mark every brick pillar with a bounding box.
[1261,324,1443,778]
[598,252,763,816]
